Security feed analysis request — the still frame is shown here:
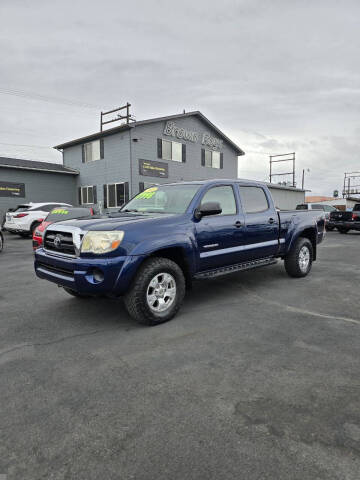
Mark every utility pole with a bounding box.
[302,168,310,190]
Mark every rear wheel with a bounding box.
[338,227,349,234]
[284,237,313,278]
[0,233,3,252]
[124,257,186,326]
[326,226,334,231]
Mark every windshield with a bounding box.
[46,207,92,222]
[121,184,200,214]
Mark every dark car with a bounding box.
[329,203,360,233]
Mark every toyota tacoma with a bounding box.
[34,180,325,325]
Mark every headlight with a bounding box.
[81,231,124,254]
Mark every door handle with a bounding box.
[268,218,275,224]
[234,221,242,228]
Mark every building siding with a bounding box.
[131,115,238,194]
[63,131,131,210]
[62,115,239,210]
[268,186,305,210]
[0,167,77,218]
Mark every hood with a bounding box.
[52,212,176,231]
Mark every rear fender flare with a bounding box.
[287,227,317,261]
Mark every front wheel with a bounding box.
[326,226,334,231]
[284,237,313,278]
[124,257,186,326]
[0,233,3,252]
[338,227,349,234]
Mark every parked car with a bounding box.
[4,202,72,237]
[35,180,325,326]
[1,207,15,229]
[296,203,338,230]
[329,203,360,233]
[0,224,4,253]
[33,207,94,250]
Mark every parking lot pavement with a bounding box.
[0,231,359,480]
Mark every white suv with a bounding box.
[4,202,72,237]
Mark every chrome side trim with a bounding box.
[200,239,283,258]
[203,243,219,249]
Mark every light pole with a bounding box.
[302,168,310,190]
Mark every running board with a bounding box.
[194,257,277,279]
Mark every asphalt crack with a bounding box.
[0,328,120,360]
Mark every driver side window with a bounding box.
[201,186,237,215]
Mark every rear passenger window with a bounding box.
[239,186,269,213]
[201,186,236,215]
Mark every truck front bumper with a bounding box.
[34,248,145,296]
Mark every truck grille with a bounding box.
[44,230,76,256]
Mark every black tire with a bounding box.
[338,227,349,234]
[284,237,313,278]
[30,222,40,237]
[63,287,91,298]
[326,226,334,231]
[0,233,3,252]
[124,257,186,326]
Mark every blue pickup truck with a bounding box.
[35,179,325,325]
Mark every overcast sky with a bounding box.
[1,0,359,195]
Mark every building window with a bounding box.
[80,185,95,205]
[202,149,222,169]
[157,139,185,162]
[104,182,129,208]
[82,139,103,163]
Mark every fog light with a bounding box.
[93,268,104,283]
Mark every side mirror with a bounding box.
[195,201,222,219]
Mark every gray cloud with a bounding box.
[0,0,359,194]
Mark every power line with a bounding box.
[0,87,101,110]
[0,141,52,149]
